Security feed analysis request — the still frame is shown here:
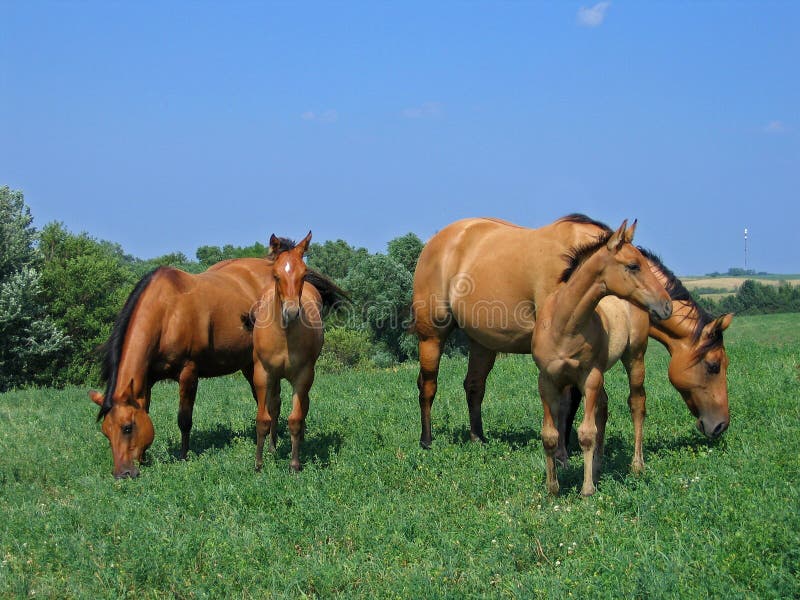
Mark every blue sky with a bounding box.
[2,1,798,274]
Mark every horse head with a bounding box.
[89,379,154,479]
[270,231,311,326]
[668,313,733,439]
[602,220,673,321]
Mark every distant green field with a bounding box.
[1,313,799,598]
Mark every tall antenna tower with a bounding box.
[744,227,748,271]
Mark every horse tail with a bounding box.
[95,268,162,420]
[303,269,350,310]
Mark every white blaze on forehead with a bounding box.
[284,262,292,274]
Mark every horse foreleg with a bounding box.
[539,376,561,496]
[287,368,314,472]
[417,336,445,449]
[253,361,270,472]
[624,351,647,474]
[177,363,198,460]
[464,340,497,444]
[266,375,281,454]
[593,386,609,484]
[556,386,581,467]
[578,370,603,497]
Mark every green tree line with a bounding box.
[699,279,800,316]
[1,185,796,391]
[0,186,437,390]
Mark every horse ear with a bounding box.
[624,219,638,243]
[297,231,312,255]
[714,313,734,333]
[607,220,629,252]
[269,234,282,256]
[89,390,104,407]
[703,313,733,339]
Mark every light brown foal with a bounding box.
[532,220,671,496]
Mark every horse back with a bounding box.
[412,217,605,352]
[138,261,272,378]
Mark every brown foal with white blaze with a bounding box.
[532,220,672,496]
[249,232,345,472]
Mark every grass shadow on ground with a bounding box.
[170,421,344,468]
[170,423,255,459]
[443,424,540,448]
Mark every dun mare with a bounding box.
[412,214,732,472]
[246,232,346,472]
[532,220,671,496]
[89,238,339,478]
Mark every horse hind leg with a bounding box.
[417,335,446,449]
[624,352,647,474]
[464,340,497,444]
[556,386,581,467]
[177,364,198,460]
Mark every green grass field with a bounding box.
[1,314,799,598]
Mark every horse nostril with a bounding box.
[712,421,728,437]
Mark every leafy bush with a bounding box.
[317,327,374,372]
[0,187,69,390]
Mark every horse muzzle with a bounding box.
[697,416,729,439]
[113,465,140,479]
[649,299,673,322]
[281,303,301,326]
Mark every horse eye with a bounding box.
[626,263,640,272]
[706,361,721,375]
[122,424,134,435]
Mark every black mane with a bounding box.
[558,213,613,232]
[96,268,161,420]
[636,247,722,353]
[267,237,298,260]
[559,231,613,283]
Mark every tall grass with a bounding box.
[1,314,798,598]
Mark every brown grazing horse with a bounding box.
[412,214,732,469]
[532,220,671,496]
[247,233,347,472]
[88,239,333,478]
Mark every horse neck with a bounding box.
[111,328,155,405]
[648,300,699,352]
[645,261,700,352]
[549,251,610,336]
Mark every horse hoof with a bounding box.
[290,463,303,473]
[581,485,597,497]
[420,440,432,450]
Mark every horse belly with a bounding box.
[597,298,633,369]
